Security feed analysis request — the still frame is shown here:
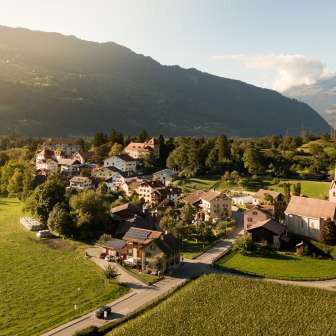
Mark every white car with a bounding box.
[36,230,52,238]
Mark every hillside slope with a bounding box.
[0,25,329,137]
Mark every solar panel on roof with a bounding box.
[126,228,150,240]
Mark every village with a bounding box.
[30,136,336,279]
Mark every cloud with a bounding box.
[212,54,329,91]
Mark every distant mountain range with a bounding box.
[0,25,329,137]
[285,75,336,126]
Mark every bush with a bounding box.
[233,233,254,255]
[73,325,100,336]
[104,264,118,279]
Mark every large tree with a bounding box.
[48,203,74,237]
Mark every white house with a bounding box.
[285,196,336,241]
[153,169,177,185]
[69,176,93,191]
[103,154,137,174]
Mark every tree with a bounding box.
[243,145,264,175]
[292,182,301,196]
[108,143,123,156]
[48,203,74,237]
[26,175,66,222]
[21,167,33,199]
[320,219,336,245]
[282,183,291,203]
[233,233,254,255]
[180,204,196,225]
[69,190,111,238]
[195,221,214,244]
[7,168,23,194]
[138,130,149,142]
[92,132,108,147]
[159,207,179,236]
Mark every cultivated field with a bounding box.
[0,198,127,336]
[216,251,336,280]
[107,274,336,336]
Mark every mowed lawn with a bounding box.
[0,198,128,336]
[179,176,330,199]
[216,251,336,280]
[107,275,336,336]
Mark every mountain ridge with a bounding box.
[0,25,329,137]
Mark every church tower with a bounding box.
[329,166,336,203]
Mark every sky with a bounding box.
[0,0,335,92]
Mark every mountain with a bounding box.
[285,75,336,126]
[0,25,329,137]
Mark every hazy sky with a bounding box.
[1,0,335,91]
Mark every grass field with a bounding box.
[216,251,336,280]
[0,198,128,336]
[106,274,336,336]
[177,176,330,199]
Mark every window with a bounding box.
[248,218,253,222]
[252,211,258,215]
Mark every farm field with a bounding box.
[216,251,336,280]
[106,274,336,336]
[0,198,127,336]
[177,176,330,199]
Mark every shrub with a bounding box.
[104,264,118,279]
[233,233,254,255]
[73,326,100,336]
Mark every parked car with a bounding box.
[36,230,52,239]
[95,306,111,319]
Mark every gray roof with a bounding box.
[247,218,285,236]
[100,238,126,250]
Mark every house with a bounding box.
[246,218,287,249]
[182,190,232,221]
[69,176,93,191]
[104,154,137,174]
[92,167,119,181]
[35,149,59,174]
[244,205,274,231]
[231,195,253,206]
[43,138,81,156]
[134,180,180,205]
[110,203,143,221]
[100,238,127,258]
[252,189,283,205]
[124,137,158,159]
[60,164,81,176]
[285,196,336,241]
[329,168,336,202]
[72,151,93,164]
[121,227,180,274]
[118,179,142,196]
[153,169,177,185]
